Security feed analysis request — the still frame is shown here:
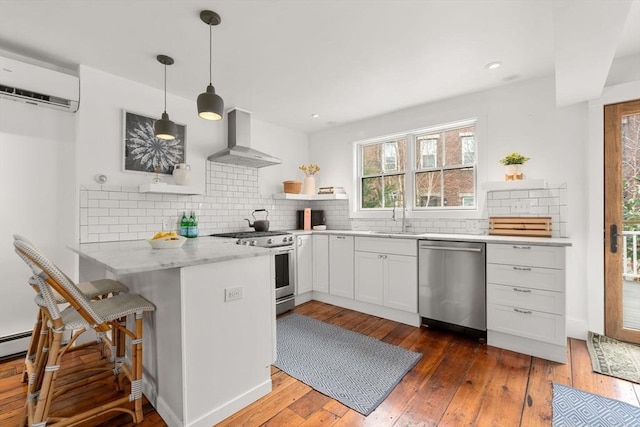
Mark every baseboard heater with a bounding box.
[0,331,31,360]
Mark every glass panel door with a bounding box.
[604,99,640,343]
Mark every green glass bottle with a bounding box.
[188,211,198,238]
[179,212,189,237]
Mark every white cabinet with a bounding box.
[486,243,567,363]
[312,235,329,293]
[329,235,354,298]
[354,251,384,304]
[385,254,418,312]
[354,237,417,313]
[296,235,313,295]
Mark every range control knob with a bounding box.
[267,238,273,245]
[250,240,257,246]
[288,236,294,242]
[240,240,248,246]
[282,237,288,243]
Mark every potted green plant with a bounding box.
[499,152,529,180]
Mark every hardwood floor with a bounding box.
[1,300,639,426]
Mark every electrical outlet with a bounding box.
[511,200,530,214]
[225,287,243,302]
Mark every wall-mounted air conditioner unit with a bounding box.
[0,55,79,113]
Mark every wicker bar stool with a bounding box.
[14,239,156,427]
[14,235,129,383]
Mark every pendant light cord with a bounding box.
[208,22,213,85]
[163,62,167,113]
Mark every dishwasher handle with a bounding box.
[419,244,483,253]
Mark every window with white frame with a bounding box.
[460,133,475,165]
[360,138,407,209]
[419,136,438,169]
[357,120,476,211]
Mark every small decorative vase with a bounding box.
[302,175,317,195]
[173,163,191,185]
[505,164,523,181]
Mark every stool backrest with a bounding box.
[13,239,108,332]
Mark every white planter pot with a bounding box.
[302,175,317,195]
[505,164,523,180]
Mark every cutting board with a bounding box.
[489,216,552,237]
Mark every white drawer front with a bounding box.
[487,303,566,345]
[487,244,565,269]
[487,263,565,292]
[355,237,417,256]
[487,283,565,315]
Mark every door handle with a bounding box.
[610,224,618,253]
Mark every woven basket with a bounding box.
[283,180,302,194]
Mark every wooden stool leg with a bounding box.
[132,312,145,423]
[23,310,43,383]
[31,321,63,426]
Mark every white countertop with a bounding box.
[292,229,571,247]
[69,236,273,275]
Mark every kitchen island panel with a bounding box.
[75,240,276,427]
[179,256,275,426]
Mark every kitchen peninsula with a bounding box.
[69,237,276,427]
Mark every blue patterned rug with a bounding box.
[274,313,422,415]
[552,383,640,426]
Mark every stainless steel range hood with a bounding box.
[207,108,281,168]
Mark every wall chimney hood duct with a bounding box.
[207,108,281,168]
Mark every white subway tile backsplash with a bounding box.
[88,207,109,216]
[99,217,119,225]
[80,164,570,242]
[509,190,528,198]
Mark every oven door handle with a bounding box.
[274,246,295,254]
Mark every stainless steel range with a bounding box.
[210,230,295,314]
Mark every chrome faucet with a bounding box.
[391,191,407,232]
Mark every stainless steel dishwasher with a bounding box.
[418,240,486,336]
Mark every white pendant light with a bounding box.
[197,10,224,121]
[155,55,177,140]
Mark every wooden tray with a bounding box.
[489,216,552,237]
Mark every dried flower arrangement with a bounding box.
[299,164,320,176]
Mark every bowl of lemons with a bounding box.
[147,231,187,249]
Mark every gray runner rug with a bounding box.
[274,313,422,415]
[587,331,640,383]
[552,383,640,426]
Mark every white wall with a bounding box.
[309,76,591,338]
[76,65,308,193]
[0,100,76,344]
[0,65,309,351]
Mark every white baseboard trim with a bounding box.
[295,292,313,305]
[311,292,421,327]
[566,317,589,340]
[187,379,272,427]
[143,376,271,427]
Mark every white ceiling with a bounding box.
[0,0,638,133]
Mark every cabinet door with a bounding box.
[355,251,384,305]
[296,235,313,294]
[384,254,417,312]
[329,235,354,298]
[312,235,329,293]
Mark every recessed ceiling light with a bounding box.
[311,114,320,118]
[486,61,502,70]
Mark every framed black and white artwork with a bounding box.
[122,110,186,175]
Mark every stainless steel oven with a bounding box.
[210,230,296,315]
[273,246,295,314]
